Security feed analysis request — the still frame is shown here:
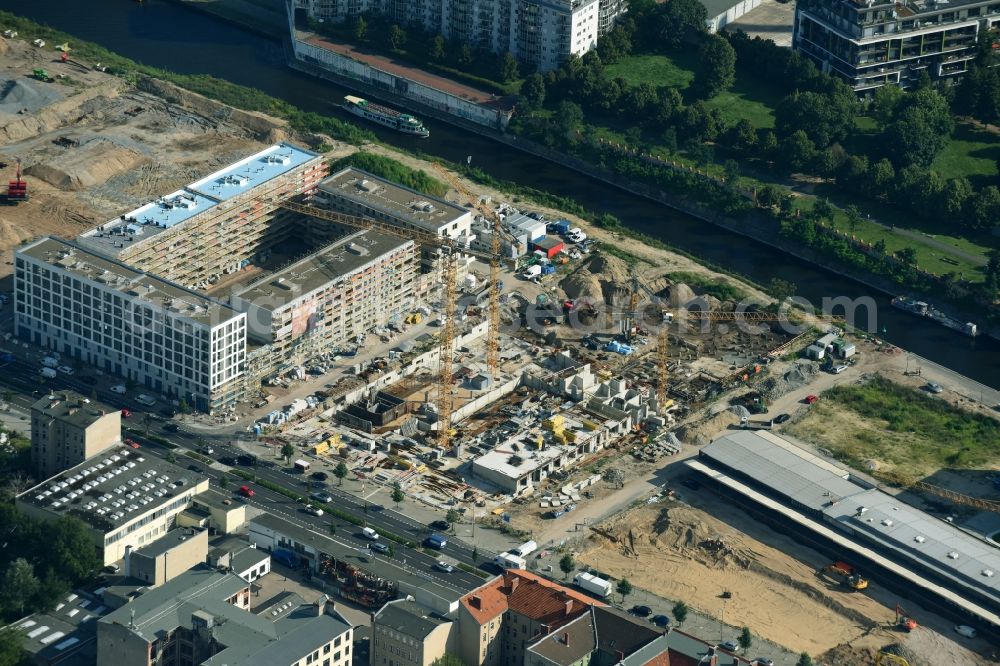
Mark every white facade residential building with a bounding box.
[294,0,626,71]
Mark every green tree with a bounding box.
[334,461,348,486]
[883,87,954,168]
[521,73,546,108]
[779,130,816,172]
[767,278,796,302]
[775,85,857,149]
[616,578,633,601]
[896,247,918,265]
[559,553,576,579]
[738,626,753,653]
[0,628,23,666]
[966,184,1000,230]
[499,52,520,82]
[177,397,191,414]
[281,443,295,463]
[458,45,474,67]
[796,653,814,666]
[353,15,367,41]
[49,517,99,581]
[219,474,230,490]
[430,655,465,666]
[430,34,446,61]
[941,177,973,218]
[873,239,887,255]
[870,158,896,198]
[391,481,405,507]
[166,451,177,464]
[871,84,904,130]
[845,204,863,234]
[445,509,461,529]
[624,82,659,116]
[554,100,584,141]
[812,197,834,223]
[389,24,407,50]
[695,34,736,98]
[655,0,707,50]
[1,558,39,616]
[672,601,688,624]
[728,118,757,155]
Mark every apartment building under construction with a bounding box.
[14,144,441,412]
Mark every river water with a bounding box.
[3,0,999,387]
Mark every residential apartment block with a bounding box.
[30,391,121,479]
[793,0,1000,91]
[294,0,626,71]
[370,599,455,666]
[15,237,247,412]
[230,229,416,362]
[16,445,210,565]
[97,566,354,666]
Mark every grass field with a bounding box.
[785,375,1000,479]
[605,54,778,128]
[931,121,1000,187]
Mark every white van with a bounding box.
[362,527,379,540]
[521,265,542,280]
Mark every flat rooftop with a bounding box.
[133,527,204,560]
[473,440,570,480]
[12,589,110,665]
[319,167,470,234]
[17,445,209,532]
[187,143,319,202]
[700,430,867,511]
[233,229,413,310]
[824,488,1000,606]
[19,237,241,326]
[32,391,117,429]
[76,142,318,257]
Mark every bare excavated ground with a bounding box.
[0,37,275,278]
[578,498,994,664]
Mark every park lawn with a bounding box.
[605,53,697,89]
[932,121,1000,186]
[704,80,778,128]
[784,375,1000,480]
[796,195,986,280]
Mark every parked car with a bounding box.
[719,641,739,652]
[110,384,127,394]
[629,605,652,617]
[136,394,156,406]
[954,625,977,639]
[57,365,74,375]
[772,413,791,424]
[567,229,587,243]
[832,364,849,374]
[434,560,455,573]
[125,438,140,449]
[120,408,131,418]
[804,394,819,404]
[239,485,255,497]
[370,542,390,554]
[754,659,774,666]
[104,564,120,574]
[201,445,214,455]
[651,614,671,627]
[926,381,943,394]
[429,520,450,531]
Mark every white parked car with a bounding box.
[57,365,74,375]
[136,394,156,406]
[832,365,848,374]
[567,229,587,243]
[110,384,126,394]
[954,625,977,639]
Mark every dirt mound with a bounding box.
[669,282,696,306]
[676,409,739,445]
[560,253,671,304]
[0,78,63,115]
[757,360,820,401]
[819,643,879,666]
[26,139,149,191]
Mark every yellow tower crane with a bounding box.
[278,200,495,449]
[432,164,522,377]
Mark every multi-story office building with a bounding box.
[230,229,416,361]
[15,238,247,412]
[97,566,354,666]
[294,0,625,71]
[30,391,121,479]
[793,0,1000,92]
[16,445,210,565]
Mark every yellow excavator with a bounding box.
[823,561,870,591]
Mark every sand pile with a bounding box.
[676,409,738,445]
[561,253,671,304]
[757,360,819,401]
[26,139,149,191]
[0,78,63,115]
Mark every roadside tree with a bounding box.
[559,554,576,579]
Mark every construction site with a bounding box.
[3,32,1000,666]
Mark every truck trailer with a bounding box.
[494,552,527,569]
[573,571,612,598]
[511,540,537,558]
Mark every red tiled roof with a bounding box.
[459,570,604,627]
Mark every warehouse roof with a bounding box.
[824,488,1000,606]
[17,445,209,532]
[319,167,470,235]
[700,430,866,511]
[233,229,413,310]
[18,237,241,326]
